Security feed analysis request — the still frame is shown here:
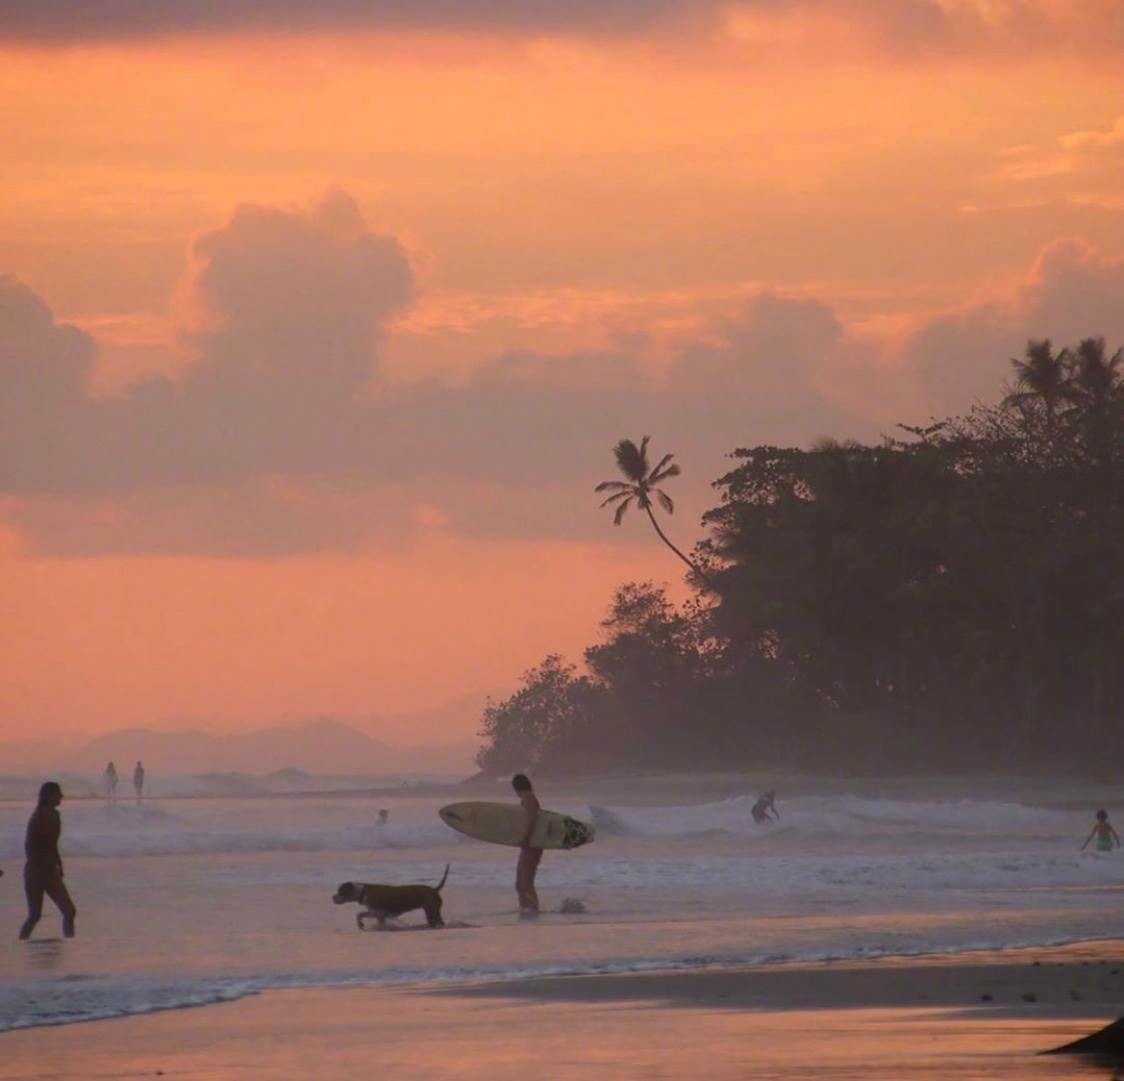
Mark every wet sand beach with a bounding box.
[3,941,1123,1081]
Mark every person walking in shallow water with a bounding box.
[1081,809,1120,853]
[513,774,543,918]
[19,781,77,940]
[133,760,145,804]
[103,761,118,804]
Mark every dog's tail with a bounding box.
[435,863,450,892]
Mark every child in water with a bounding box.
[1081,809,1120,853]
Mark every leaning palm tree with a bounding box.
[595,436,714,588]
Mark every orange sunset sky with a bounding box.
[2,0,1124,748]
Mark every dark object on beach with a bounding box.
[980,993,993,1002]
[1044,1016,1124,1058]
[332,865,449,929]
[1021,991,1037,1003]
[559,897,586,914]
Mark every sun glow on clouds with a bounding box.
[1,5,1123,742]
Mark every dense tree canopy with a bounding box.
[477,339,1124,775]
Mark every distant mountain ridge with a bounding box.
[0,718,476,777]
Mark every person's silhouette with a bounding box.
[512,774,543,917]
[19,782,77,940]
[103,762,118,804]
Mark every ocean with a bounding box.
[2,774,1123,1032]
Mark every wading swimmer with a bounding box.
[1081,809,1120,853]
[513,774,543,918]
[19,782,77,940]
[751,790,779,825]
[103,761,118,804]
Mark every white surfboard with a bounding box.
[439,801,595,850]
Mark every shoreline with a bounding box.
[3,940,1124,1079]
[5,935,1124,1036]
[433,938,1124,1015]
[4,939,1124,1024]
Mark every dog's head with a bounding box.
[333,881,364,905]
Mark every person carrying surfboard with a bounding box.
[513,774,543,918]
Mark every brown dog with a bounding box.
[333,864,449,929]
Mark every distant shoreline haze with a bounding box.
[0,717,477,777]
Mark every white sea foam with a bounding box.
[0,798,460,860]
[0,792,1080,861]
[589,794,1073,840]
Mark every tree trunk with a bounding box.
[644,506,717,591]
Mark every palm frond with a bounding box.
[594,480,631,493]
[655,489,675,514]
[612,438,650,483]
[613,497,634,525]
[649,462,681,484]
[599,489,634,508]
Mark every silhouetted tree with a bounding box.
[475,656,603,775]
[595,436,715,589]
[477,339,1124,775]
[1004,338,1073,433]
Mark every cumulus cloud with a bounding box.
[0,192,861,554]
[5,189,1121,556]
[0,277,98,492]
[2,191,412,497]
[189,191,411,396]
[905,238,1124,412]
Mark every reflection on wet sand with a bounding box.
[0,984,1122,1081]
[23,938,64,972]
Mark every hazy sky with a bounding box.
[3,0,1124,745]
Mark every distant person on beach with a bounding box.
[133,761,145,803]
[376,809,389,828]
[513,774,542,918]
[19,782,77,940]
[103,762,118,804]
[1081,809,1120,853]
[751,791,779,825]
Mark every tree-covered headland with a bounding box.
[477,339,1124,775]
